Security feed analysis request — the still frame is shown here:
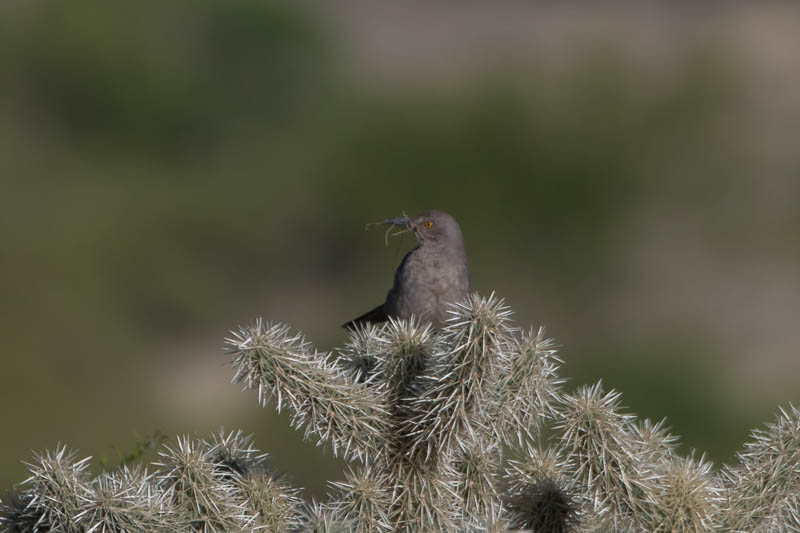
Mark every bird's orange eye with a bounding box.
[424,220,434,228]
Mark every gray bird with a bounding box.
[343,210,469,329]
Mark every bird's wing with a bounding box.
[342,304,388,330]
[343,246,420,330]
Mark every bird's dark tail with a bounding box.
[342,304,388,330]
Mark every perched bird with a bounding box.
[343,210,469,329]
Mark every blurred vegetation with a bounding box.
[1,0,797,498]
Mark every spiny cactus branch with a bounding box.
[225,319,389,462]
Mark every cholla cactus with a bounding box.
[2,293,800,532]
[719,404,800,532]
[17,445,90,532]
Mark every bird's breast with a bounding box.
[387,245,468,324]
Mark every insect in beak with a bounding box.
[366,214,411,245]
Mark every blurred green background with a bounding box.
[2,1,800,498]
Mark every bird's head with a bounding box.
[375,210,465,249]
[407,210,462,246]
